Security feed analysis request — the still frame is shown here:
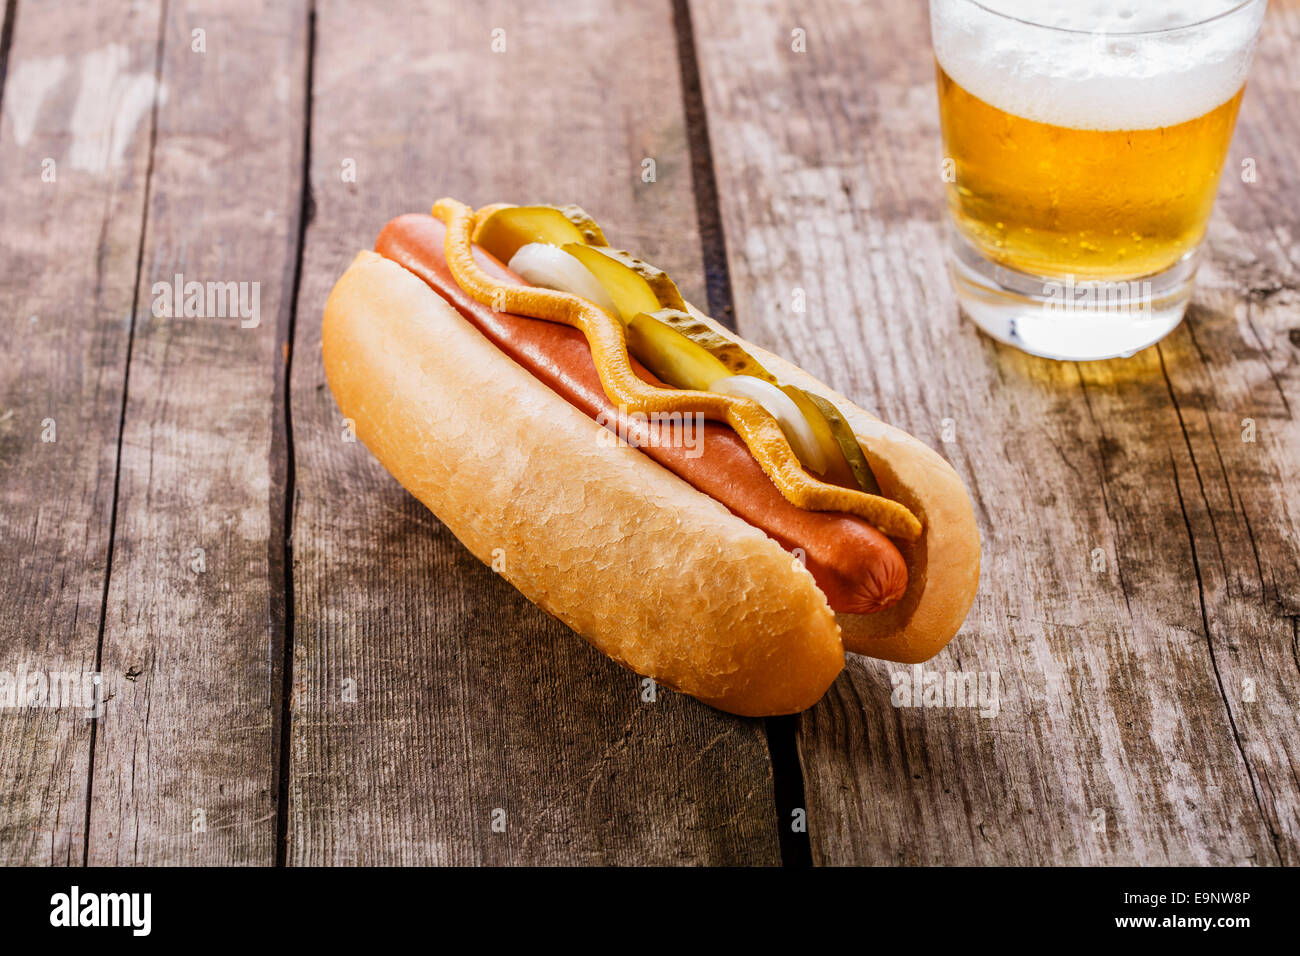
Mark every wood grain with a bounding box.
[0,0,163,866]
[689,0,1300,863]
[287,0,780,865]
[85,0,308,864]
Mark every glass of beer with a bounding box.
[930,0,1267,360]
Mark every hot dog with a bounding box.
[322,198,981,715]
[375,214,907,616]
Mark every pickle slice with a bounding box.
[627,310,732,390]
[802,391,882,496]
[649,311,775,382]
[554,204,608,246]
[473,204,608,262]
[563,244,686,322]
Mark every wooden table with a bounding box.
[1,0,1297,866]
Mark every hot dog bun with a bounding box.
[324,251,845,716]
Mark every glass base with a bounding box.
[948,232,1198,361]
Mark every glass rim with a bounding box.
[954,0,1264,37]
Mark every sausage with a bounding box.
[375,214,907,614]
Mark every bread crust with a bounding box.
[324,252,845,716]
[683,307,982,663]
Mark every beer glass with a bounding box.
[930,0,1267,360]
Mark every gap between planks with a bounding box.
[271,0,317,869]
[0,0,21,120]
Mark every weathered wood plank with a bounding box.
[85,0,307,864]
[1102,2,1300,860]
[0,0,163,866]
[690,0,1298,863]
[288,0,780,864]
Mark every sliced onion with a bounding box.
[708,375,831,477]
[507,243,618,317]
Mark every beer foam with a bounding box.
[932,0,1265,130]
